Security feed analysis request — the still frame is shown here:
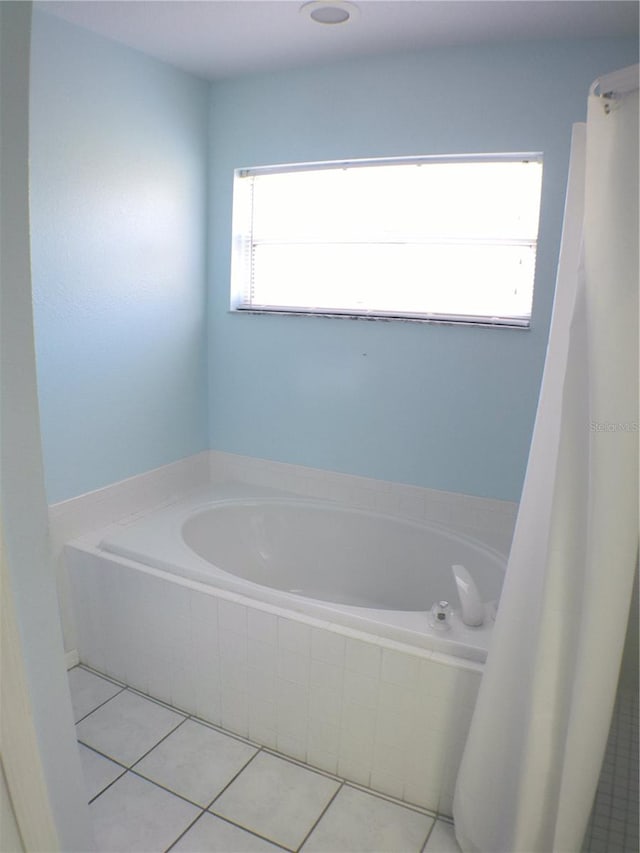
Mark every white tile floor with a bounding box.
[69,666,461,852]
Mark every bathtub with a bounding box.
[66,482,506,813]
[97,483,505,661]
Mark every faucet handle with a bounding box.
[429,600,452,631]
[452,564,485,627]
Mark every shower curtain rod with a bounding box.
[590,63,639,99]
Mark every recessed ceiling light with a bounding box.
[300,1,360,25]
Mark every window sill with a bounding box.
[229,307,531,330]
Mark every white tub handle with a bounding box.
[452,564,485,627]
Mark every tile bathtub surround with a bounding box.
[68,545,483,815]
[208,451,518,556]
[49,451,211,655]
[50,451,212,543]
[51,450,517,558]
[53,449,516,660]
[69,665,461,852]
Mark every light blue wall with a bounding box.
[208,40,638,502]
[29,16,637,505]
[30,10,210,503]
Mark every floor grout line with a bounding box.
[82,750,129,806]
[72,670,461,851]
[76,663,127,688]
[186,810,294,853]
[77,739,130,770]
[126,715,192,770]
[73,685,128,725]
[185,712,264,750]
[204,747,264,813]
[86,755,295,852]
[344,778,439,819]
[435,807,455,824]
[124,685,192,715]
[76,740,128,770]
[296,781,344,852]
[127,767,211,811]
[162,809,207,853]
[420,819,436,853]
[260,745,343,784]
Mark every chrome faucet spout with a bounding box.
[452,564,485,627]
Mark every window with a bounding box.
[230,154,543,327]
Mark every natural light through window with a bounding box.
[230,155,543,327]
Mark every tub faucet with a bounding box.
[452,564,484,627]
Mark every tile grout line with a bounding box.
[215,811,296,853]
[261,745,343,784]
[90,753,286,836]
[185,712,268,751]
[344,778,439,819]
[75,673,316,845]
[419,814,438,853]
[76,740,128,771]
[77,739,130,772]
[185,707,347,788]
[124,684,196,715]
[80,670,442,819]
[73,671,459,849]
[87,754,295,852]
[204,746,340,853]
[79,741,211,814]
[76,738,129,772]
[76,663,127,688]
[170,809,295,853]
[81,700,447,841]
[204,747,264,813]
[295,781,344,852]
[86,768,129,805]
[201,746,298,851]
[127,714,192,771]
[74,686,128,725]
[77,704,190,778]
[127,767,213,811]
[162,809,208,853]
[78,741,129,805]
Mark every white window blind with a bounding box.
[230,155,543,327]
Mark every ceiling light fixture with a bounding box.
[300,1,360,25]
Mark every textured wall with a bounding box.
[207,40,638,502]
[29,12,637,505]
[30,10,210,503]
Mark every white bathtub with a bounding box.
[66,482,506,813]
[98,484,505,661]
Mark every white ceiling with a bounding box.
[40,1,639,81]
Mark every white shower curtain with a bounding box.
[453,65,639,853]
